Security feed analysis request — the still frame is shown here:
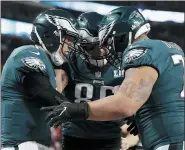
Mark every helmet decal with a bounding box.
[99,21,116,46]
[128,11,145,31]
[45,14,78,34]
[79,29,99,44]
[79,29,93,39]
[45,14,58,26]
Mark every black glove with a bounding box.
[125,117,139,136]
[41,102,89,128]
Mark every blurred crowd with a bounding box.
[50,127,62,150]
[1,23,184,68]
[1,1,184,69]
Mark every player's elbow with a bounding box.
[115,95,136,118]
[115,108,134,118]
[122,107,136,118]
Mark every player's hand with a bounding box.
[120,137,129,150]
[126,118,139,136]
[41,102,72,128]
[41,102,89,128]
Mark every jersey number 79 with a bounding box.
[172,54,184,98]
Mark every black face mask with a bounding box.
[80,40,99,51]
[79,42,107,61]
[100,35,125,69]
[43,29,78,58]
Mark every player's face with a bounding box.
[59,36,76,60]
[87,44,108,59]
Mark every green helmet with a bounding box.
[98,6,150,65]
[77,12,106,67]
[31,9,79,66]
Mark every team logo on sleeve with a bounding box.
[124,48,147,63]
[22,57,46,73]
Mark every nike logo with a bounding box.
[30,51,40,55]
[59,107,67,116]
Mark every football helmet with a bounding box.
[98,6,150,66]
[77,12,106,67]
[30,9,79,66]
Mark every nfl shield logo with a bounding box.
[95,71,101,78]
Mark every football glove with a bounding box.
[126,117,139,136]
[41,102,89,128]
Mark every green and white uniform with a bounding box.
[1,45,56,147]
[62,55,125,139]
[122,39,184,150]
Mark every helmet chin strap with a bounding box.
[50,28,65,66]
[50,50,64,66]
[34,26,65,66]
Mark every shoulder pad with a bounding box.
[14,46,49,75]
[21,57,47,74]
[124,47,148,64]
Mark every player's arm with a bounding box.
[40,47,160,127]
[15,50,69,106]
[23,72,68,106]
[55,69,68,94]
[41,66,158,127]
[87,66,158,121]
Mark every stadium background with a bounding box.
[1,1,185,67]
[1,1,185,150]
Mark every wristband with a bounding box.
[67,102,89,120]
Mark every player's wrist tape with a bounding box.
[67,102,89,120]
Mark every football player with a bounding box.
[42,7,185,150]
[1,9,79,150]
[43,11,138,150]
[57,12,124,150]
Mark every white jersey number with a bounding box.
[74,83,115,103]
[172,55,184,98]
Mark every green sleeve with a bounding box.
[14,49,48,76]
[122,47,168,76]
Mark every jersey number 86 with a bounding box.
[74,83,115,103]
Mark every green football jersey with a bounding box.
[62,55,125,139]
[122,39,184,150]
[1,45,56,147]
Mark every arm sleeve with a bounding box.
[23,72,68,106]
[14,48,68,106]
